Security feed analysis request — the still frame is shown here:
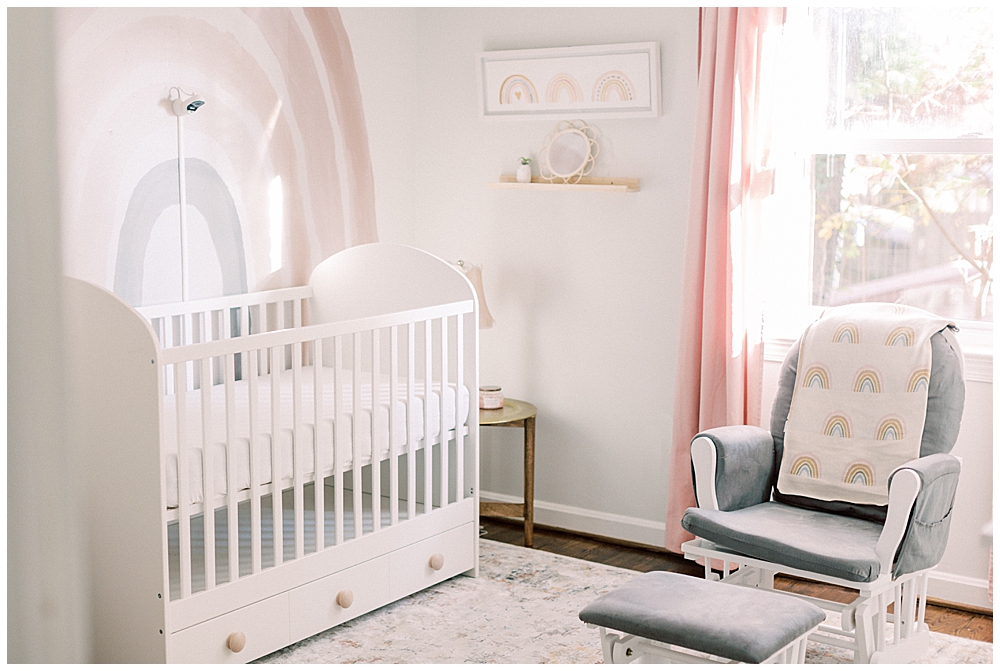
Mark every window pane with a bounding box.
[811,154,993,321]
[811,8,993,136]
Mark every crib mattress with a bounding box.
[163,365,469,508]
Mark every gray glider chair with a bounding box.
[680,328,964,664]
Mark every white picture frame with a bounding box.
[477,42,660,120]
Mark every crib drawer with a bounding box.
[288,554,391,642]
[168,592,290,664]
[389,522,475,600]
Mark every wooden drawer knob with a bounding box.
[429,553,445,571]
[336,589,354,609]
[226,631,246,653]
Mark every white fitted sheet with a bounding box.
[163,365,469,508]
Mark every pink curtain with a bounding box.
[665,7,785,553]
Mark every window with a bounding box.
[763,7,993,344]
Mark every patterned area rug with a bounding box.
[258,539,992,664]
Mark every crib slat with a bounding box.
[175,362,192,599]
[406,324,416,522]
[255,303,266,377]
[334,336,345,546]
[423,320,433,514]
[240,304,249,339]
[439,316,449,507]
[455,316,464,501]
[292,340,305,560]
[371,329,381,533]
[352,332,363,538]
[270,345,283,568]
[389,326,399,526]
[199,357,215,591]
[248,346,262,575]
[211,310,222,386]
[224,353,239,583]
[313,338,325,551]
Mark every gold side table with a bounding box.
[479,398,537,547]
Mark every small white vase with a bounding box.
[516,163,531,183]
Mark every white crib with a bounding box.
[64,243,480,663]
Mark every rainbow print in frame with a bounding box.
[477,42,660,119]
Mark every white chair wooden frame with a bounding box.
[682,437,932,664]
[590,624,814,664]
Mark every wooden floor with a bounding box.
[480,518,993,644]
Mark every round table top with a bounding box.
[479,398,537,425]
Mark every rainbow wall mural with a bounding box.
[55,8,377,306]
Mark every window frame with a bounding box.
[762,8,993,361]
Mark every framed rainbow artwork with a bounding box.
[477,42,660,119]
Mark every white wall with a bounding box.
[8,8,90,662]
[343,7,699,545]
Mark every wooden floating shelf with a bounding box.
[489,175,640,192]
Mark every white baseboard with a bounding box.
[482,490,992,611]
[480,490,666,548]
[927,570,993,611]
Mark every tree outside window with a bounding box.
[767,7,993,326]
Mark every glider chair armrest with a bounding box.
[875,453,962,579]
[691,426,775,512]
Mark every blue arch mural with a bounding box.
[114,158,248,306]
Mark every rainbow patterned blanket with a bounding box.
[777,303,953,506]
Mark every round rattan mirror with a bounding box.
[539,120,599,184]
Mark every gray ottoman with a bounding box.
[579,572,826,664]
